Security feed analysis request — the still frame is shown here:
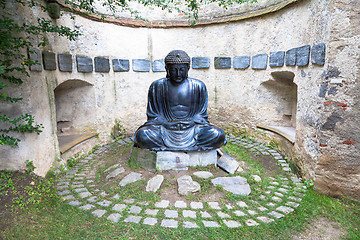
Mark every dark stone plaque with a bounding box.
[133,59,150,72]
[311,43,326,65]
[319,83,328,98]
[269,51,285,67]
[192,57,210,69]
[94,57,110,72]
[58,53,72,72]
[152,60,165,72]
[42,51,56,70]
[233,56,250,69]
[28,48,42,71]
[112,59,130,72]
[285,48,296,66]
[251,54,268,70]
[296,45,311,66]
[76,56,93,73]
[214,57,231,69]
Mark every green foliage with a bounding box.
[25,160,36,174]
[0,0,80,146]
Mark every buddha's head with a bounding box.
[165,50,190,84]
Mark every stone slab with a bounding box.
[106,167,125,179]
[156,151,189,170]
[132,59,150,72]
[183,221,199,228]
[143,217,158,226]
[285,48,296,66]
[217,153,239,174]
[212,176,251,195]
[161,219,178,228]
[193,171,213,179]
[97,200,112,207]
[28,48,42,71]
[214,57,231,69]
[112,204,127,212]
[104,164,120,173]
[208,202,221,209]
[155,200,169,208]
[223,220,241,228]
[79,204,95,210]
[201,211,212,218]
[174,201,187,208]
[112,59,129,72]
[69,200,82,206]
[192,57,210,69]
[94,57,110,72]
[233,56,250,69]
[146,175,164,192]
[164,209,178,218]
[296,45,311,66]
[188,150,217,166]
[130,147,156,171]
[190,202,203,209]
[129,205,142,214]
[152,59,165,72]
[76,56,93,72]
[177,175,201,196]
[107,213,122,223]
[269,51,285,67]
[119,172,142,186]
[202,220,220,227]
[311,43,326,65]
[92,209,106,217]
[252,54,268,70]
[245,219,259,226]
[183,210,196,218]
[145,209,159,216]
[42,51,56,70]
[79,191,92,198]
[124,215,142,223]
[276,206,294,214]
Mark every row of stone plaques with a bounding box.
[28,43,325,72]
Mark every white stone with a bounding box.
[106,167,125,179]
[129,205,142,214]
[183,210,197,218]
[193,171,213,179]
[201,211,212,218]
[223,220,241,228]
[79,204,95,210]
[276,206,294,214]
[107,213,122,223]
[217,153,240,174]
[252,175,262,182]
[164,209,178,218]
[202,220,220,227]
[119,172,142,186]
[257,216,274,223]
[143,217,158,226]
[212,176,251,195]
[145,209,159,216]
[183,221,199,228]
[161,219,178,228]
[236,201,248,208]
[97,200,112,207]
[156,151,189,170]
[177,175,201,196]
[104,164,120,173]
[124,215,142,223]
[190,202,203,209]
[245,219,259,226]
[268,211,284,219]
[146,175,164,192]
[208,201,221,209]
[188,150,217,166]
[155,200,170,208]
[112,204,127,212]
[217,211,231,218]
[92,209,106,217]
[174,200,187,208]
[234,210,246,216]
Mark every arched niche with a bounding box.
[54,79,98,154]
[257,71,297,143]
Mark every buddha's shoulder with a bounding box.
[188,78,206,87]
[150,78,167,86]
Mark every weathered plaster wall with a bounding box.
[1,0,359,199]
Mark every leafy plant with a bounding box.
[25,160,35,174]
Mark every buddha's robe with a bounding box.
[134,78,226,151]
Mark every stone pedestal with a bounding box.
[129,146,157,171]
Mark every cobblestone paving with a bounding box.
[56,136,306,229]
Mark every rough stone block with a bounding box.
[156,151,189,170]
[146,175,164,192]
[217,153,239,174]
[269,51,285,67]
[285,48,296,66]
[296,45,311,66]
[94,57,110,72]
[130,147,156,171]
[112,59,129,72]
[133,59,150,72]
[177,175,201,196]
[233,56,250,69]
[212,176,251,195]
[251,54,268,70]
[152,59,165,72]
[106,167,125,179]
[311,43,326,65]
[192,57,210,69]
[28,48,42,71]
[188,150,217,166]
[42,51,56,70]
[76,56,93,72]
[119,172,142,186]
[193,171,213,179]
[214,57,231,69]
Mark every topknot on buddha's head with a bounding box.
[165,50,190,65]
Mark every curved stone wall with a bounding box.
[1,0,359,199]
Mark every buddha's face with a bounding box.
[166,63,189,84]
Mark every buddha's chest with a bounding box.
[167,83,192,107]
